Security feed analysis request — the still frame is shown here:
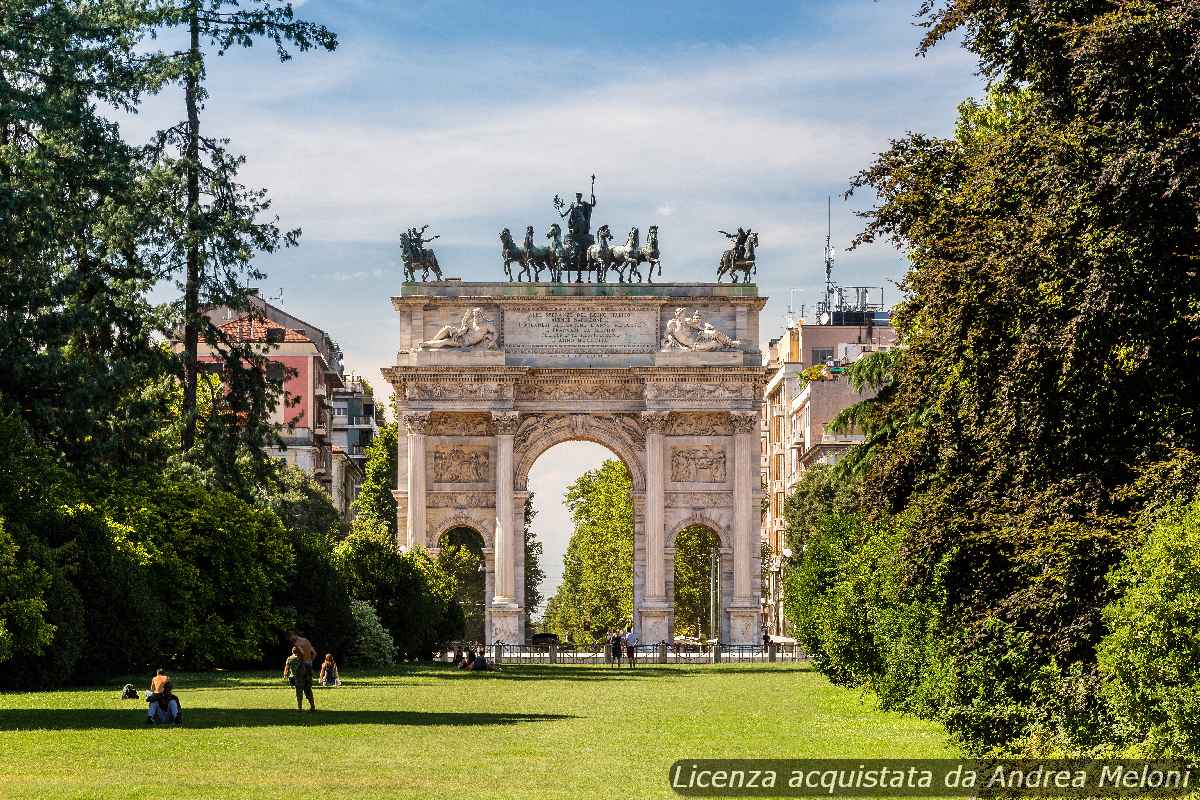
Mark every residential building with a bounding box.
[195,294,361,519]
[760,309,897,636]
[330,376,383,516]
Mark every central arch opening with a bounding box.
[528,442,634,648]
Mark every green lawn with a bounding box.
[0,663,954,799]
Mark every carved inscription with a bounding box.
[432,445,491,483]
[427,493,496,508]
[667,492,732,508]
[503,308,658,354]
[670,445,727,483]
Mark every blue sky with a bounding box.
[122,0,981,604]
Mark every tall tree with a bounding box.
[523,495,546,632]
[351,422,398,538]
[543,460,634,644]
[672,525,719,639]
[145,0,336,455]
[0,0,176,474]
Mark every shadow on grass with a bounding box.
[0,708,573,731]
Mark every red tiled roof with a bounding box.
[218,317,312,344]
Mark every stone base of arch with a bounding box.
[383,282,768,647]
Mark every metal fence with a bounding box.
[437,641,807,666]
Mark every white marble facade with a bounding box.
[383,283,767,645]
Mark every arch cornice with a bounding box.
[432,513,493,548]
[667,513,731,550]
[513,413,646,492]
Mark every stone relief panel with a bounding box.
[666,412,732,437]
[428,412,494,436]
[644,381,756,401]
[431,444,491,483]
[405,380,513,402]
[517,379,643,402]
[670,445,727,483]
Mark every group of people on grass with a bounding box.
[453,648,498,671]
[135,631,341,723]
[282,632,341,712]
[607,628,638,667]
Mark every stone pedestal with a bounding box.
[405,349,506,367]
[727,605,760,645]
[488,602,521,644]
[639,604,672,645]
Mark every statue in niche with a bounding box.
[419,308,497,350]
[662,307,740,352]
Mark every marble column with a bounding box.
[402,412,430,549]
[639,412,672,643]
[728,411,760,643]
[489,411,521,644]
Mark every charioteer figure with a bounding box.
[554,175,597,281]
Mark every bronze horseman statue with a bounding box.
[401,225,442,282]
[716,227,758,283]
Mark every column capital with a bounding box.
[491,411,520,435]
[402,411,432,434]
[730,411,758,434]
[641,411,671,433]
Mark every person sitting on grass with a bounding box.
[470,652,498,671]
[284,645,316,712]
[145,668,182,724]
[319,653,340,687]
[459,649,476,670]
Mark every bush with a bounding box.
[1098,500,1200,757]
[348,600,397,667]
[334,527,462,660]
[261,467,356,663]
[105,476,294,668]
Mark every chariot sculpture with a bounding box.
[498,177,665,284]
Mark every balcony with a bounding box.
[347,415,374,427]
[347,445,366,457]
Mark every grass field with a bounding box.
[0,663,955,799]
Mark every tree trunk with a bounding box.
[181,1,202,452]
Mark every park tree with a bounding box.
[672,525,720,639]
[543,460,634,643]
[783,0,1200,755]
[524,496,546,633]
[0,0,177,476]
[141,0,336,462]
[351,422,398,539]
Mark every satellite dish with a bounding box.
[817,312,831,325]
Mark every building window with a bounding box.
[811,348,834,366]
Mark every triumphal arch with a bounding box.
[382,281,767,645]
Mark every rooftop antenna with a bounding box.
[268,287,284,308]
[786,288,804,327]
[818,196,837,324]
